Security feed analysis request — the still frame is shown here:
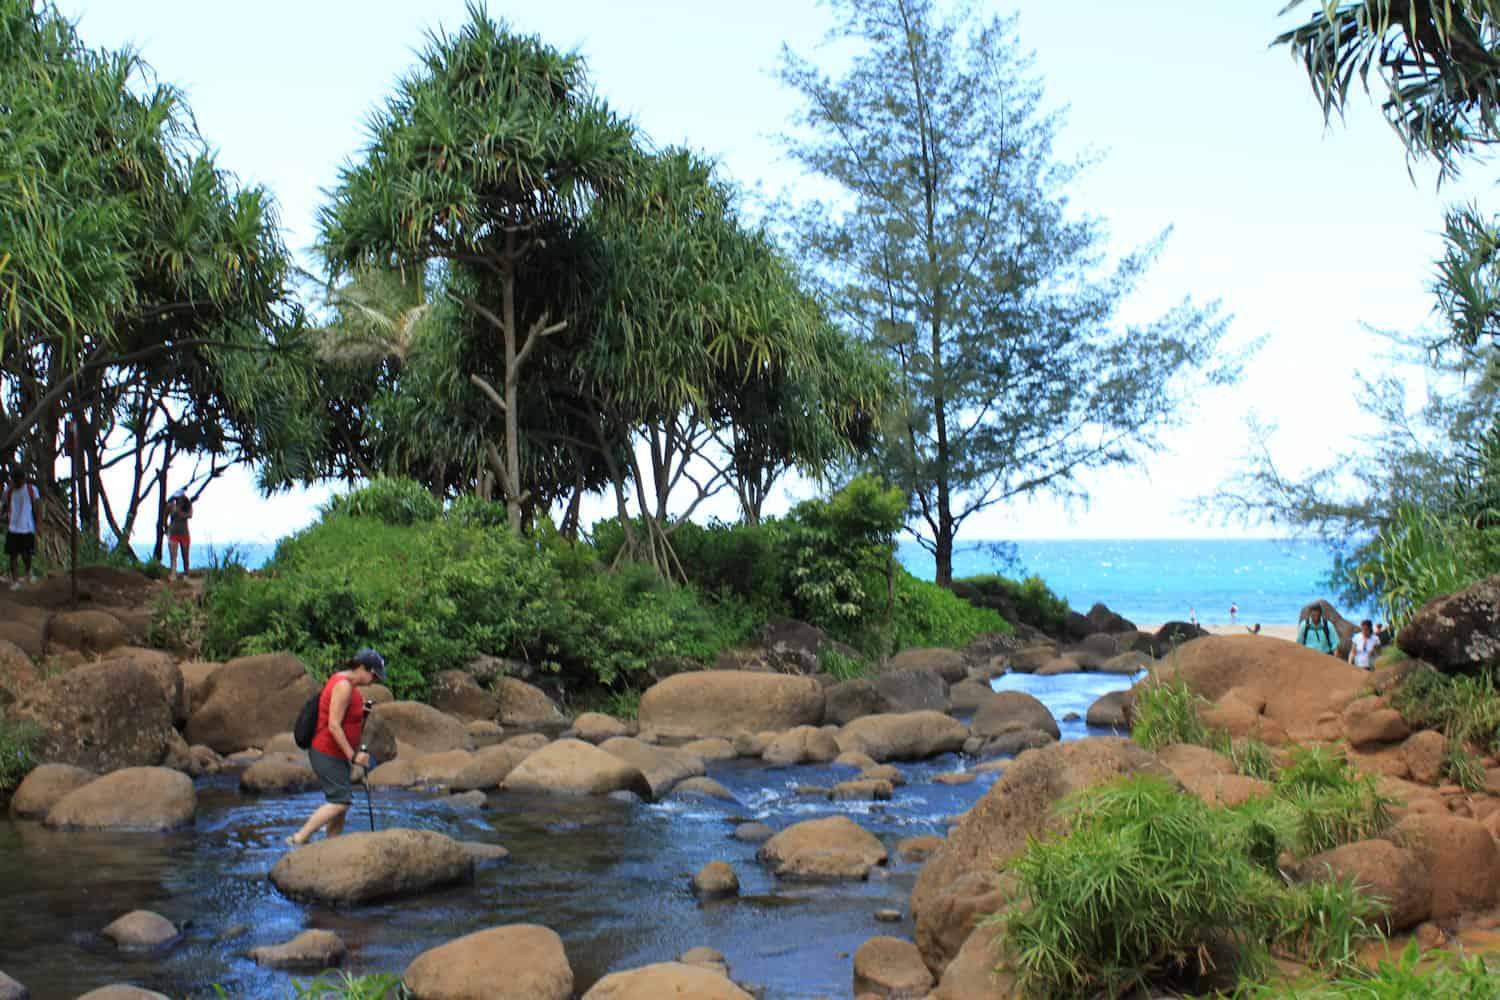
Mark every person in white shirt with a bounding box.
[1348,618,1381,670]
[2,469,41,589]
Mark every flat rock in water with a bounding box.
[733,822,774,843]
[581,961,753,1000]
[403,924,573,1000]
[671,777,737,803]
[249,929,346,970]
[759,816,887,881]
[501,739,652,799]
[75,988,172,1000]
[459,841,511,864]
[8,763,94,820]
[101,911,179,952]
[271,829,474,906]
[44,768,194,831]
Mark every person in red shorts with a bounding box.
[164,488,193,580]
[287,649,385,846]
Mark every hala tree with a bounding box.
[779,0,1231,584]
[319,3,636,534]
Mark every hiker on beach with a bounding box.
[164,488,193,579]
[1229,602,1238,625]
[2,469,40,590]
[1297,605,1338,656]
[1348,619,1380,670]
[288,649,385,846]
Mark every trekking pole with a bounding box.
[360,745,376,832]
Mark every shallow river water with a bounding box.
[0,671,1136,999]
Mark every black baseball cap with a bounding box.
[352,648,386,681]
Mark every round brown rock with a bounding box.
[733,822,774,843]
[249,929,346,970]
[572,712,630,744]
[599,737,704,799]
[887,648,967,684]
[836,711,968,762]
[582,962,752,1000]
[185,652,315,755]
[101,910,179,951]
[637,670,824,740]
[495,678,566,730]
[46,609,125,654]
[896,835,944,862]
[449,743,533,792]
[971,691,1059,741]
[11,661,176,772]
[427,670,498,722]
[362,701,469,757]
[680,737,736,760]
[831,779,894,802]
[693,860,740,898]
[853,936,934,998]
[271,829,474,906]
[1297,839,1430,932]
[403,924,572,1000]
[1394,813,1500,919]
[501,739,652,798]
[1403,730,1447,785]
[45,768,194,831]
[9,763,94,820]
[759,815,888,880]
[671,777,737,802]
[239,754,319,794]
[762,726,841,766]
[1085,690,1130,730]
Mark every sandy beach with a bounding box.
[1140,622,1298,642]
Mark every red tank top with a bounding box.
[310,672,366,758]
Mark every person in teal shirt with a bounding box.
[1297,605,1339,655]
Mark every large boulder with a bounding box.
[1085,603,1136,635]
[1157,744,1270,808]
[185,652,315,754]
[911,738,1172,974]
[403,924,572,1000]
[428,671,498,722]
[887,648,968,685]
[971,692,1059,742]
[1393,814,1500,919]
[637,670,824,740]
[1145,635,1368,744]
[249,929,346,970]
[597,737,704,799]
[367,750,474,788]
[582,962,752,1000]
[872,669,950,713]
[449,743,535,792]
[363,701,469,757]
[572,712,630,744]
[752,616,834,674]
[1398,575,1500,674]
[837,711,968,762]
[1342,696,1411,749]
[824,679,887,725]
[97,647,185,726]
[950,679,999,713]
[271,828,474,906]
[11,660,175,771]
[1085,691,1129,730]
[502,739,651,798]
[45,767,195,831]
[1296,839,1430,933]
[853,936,935,998]
[9,762,95,819]
[758,815,888,880]
[239,753,319,794]
[494,678,566,731]
[45,609,125,654]
[177,660,225,716]
[931,926,1016,1000]
[762,726,841,766]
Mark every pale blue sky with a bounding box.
[60,0,1483,544]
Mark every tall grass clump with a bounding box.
[0,719,41,793]
[1272,879,1384,972]
[1272,746,1395,857]
[1238,940,1497,998]
[290,972,404,999]
[996,775,1282,998]
[1130,676,1212,751]
[1391,667,1500,751]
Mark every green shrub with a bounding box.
[0,719,41,793]
[997,775,1281,998]
[1131,676,1212,751]
[958,572,1069,634]
[1273,747,1395,856]
[1391,668,1500,751]
[1272,879,1384,972]
[818,645,867,681]
[446,494,509,529]
[887,567,1010,651]
[290,972,403,999]
[1240,940,1497,998]
[323,476,443,525]
[1445,738,1487,792]
[147,586,205,657]
[1349,504,1500,629]
[1224,737,1278,782]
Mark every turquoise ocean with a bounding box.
[182,536,1357,627]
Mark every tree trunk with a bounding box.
[501,232,523,536]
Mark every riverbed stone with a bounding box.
[96,647,185,726]
[465,720,504,748]
[45,767,194,831]
[428,670,498,722]
[571,712,630,744]
[1158,744,1270,808]
[46,609,125,654]
[75,987,171,1000]
[1343,696,1411,748]
[368,750,474,788]
[872,669,950,713]
[101,910,179,951]
[949,679,998,713]
[693,860,740,897]
[911,737,1172,974]
[897,835,944,862]
[502,732,550,753]
[638,670,824,740]
[403,924,572,1000]
[853,936,934,998]
[971,692,1059,742]
[932,925,1016,1000]
[459,841,510,864]
[1393,813,1500,919]
[178,660,225,717]
[672,777,737,802]
[1296,839,1430,932]
[733,821,774,843]
[763,725,841,766]
[11,660,176,772]
[825,679,886,725]
[759,815,888,880]
[495,677,566,731]
[9,763,94,819]
[271,828,473,906]
[861,764,906,786]
[186,652,316,755]
[678,946,729,976]
[681,737,736,760]
[836,750,880,770]
[887,648,967,684]
[249,929,346,970]
[363,701,469,756]
[0,970,24,1000]
[831,778,894,801]
[1085,690,1130,730]
[502,738,652,798]
[599,737,704,799]
[837,711,968,762]
[449,743,534,791]
[1404,730,1447,785]
[239,753,319,794]
[582,962,752,1000]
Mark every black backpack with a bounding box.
[293,691,321,749]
